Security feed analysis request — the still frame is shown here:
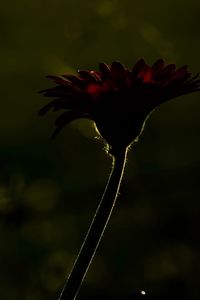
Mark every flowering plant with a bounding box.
[40,59,200,299]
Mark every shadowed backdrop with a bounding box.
[0,0,200,299]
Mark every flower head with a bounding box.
[39,59,200,155]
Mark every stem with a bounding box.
[58,148,127,300]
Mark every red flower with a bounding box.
[39,59,200,155]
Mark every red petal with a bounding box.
[46,75,72,87]
[171,65,188,79]
[40,85,75,97]
[90,71,101,82]
[99,63,111,79]
[157,64,176,81]
[110,61,127,84]
[142,68,153,82]
[152,59,165,78]
[87,84,102,96]
[132,59,147,77]
[62,74,85,87]
[78,70,98,82]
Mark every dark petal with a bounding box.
[39,89,50,94]
[52,111,86,139]
[52,96,86,111]
[99,63,111,79]
[126,69,134,84]
[90,71,101,82]
[160,70,200,100]
[157,64,176,80]
[126,69,132,77]
[132,59,146,74]
[40,87,62,97]
[185,76,200,89]
[39,100,57,115]
[167,83,200,99]
[40,85,76,97]
[187,73,199,83]
[176,76,200,94]
[132,59,147,77]
[170,65,189,82]
[180,71,191,82]
[166,67,190,87]
[179,86,200,96]
[190,79,200,87]
[78,70,98,83]
[46,75,72,87]
[110,61,127,84]
[142,68,153,82]
[157,66,191,88]
[181,73,200,91]
[62,74,85,87]
[39,98,75,115]
[151,59,165,78]
[86,83,102,96]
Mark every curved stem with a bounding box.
[58,148,128,300]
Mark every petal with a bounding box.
[40,85,77,97]
[184,73,200,86]
[62,74,85,87]
[46,75,72,87]
[90,71,101,82]
[39,100,57,115]
[110,62,127,84]
[38,98,74,115]
[52,96,84,111]
[170,65,188,81]
[178,85,200,95]
[142,68,153,82]
[78,70,98,82]
[99,63,111,79]
[165,66,190,87]
[176,74,200,93]
[132,59,145,77]
[39,92,86,115]
[151,59,165,78]
[157,64,176,80]
[86,84,102,96]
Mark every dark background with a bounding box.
[0,1,200,299]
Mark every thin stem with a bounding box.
[58,148,127,300]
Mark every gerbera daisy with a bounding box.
[40,59,200,155]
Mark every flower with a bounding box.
[39,59,200,155]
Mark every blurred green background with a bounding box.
[0,0,200,299]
